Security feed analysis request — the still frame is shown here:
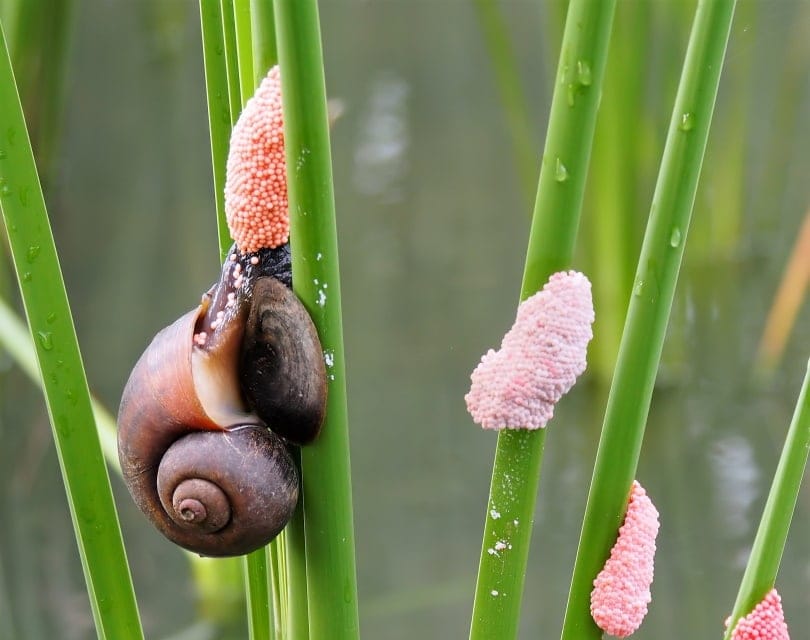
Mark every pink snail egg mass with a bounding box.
[225,65,289,252]
[590,480,660,638]
[730,589,790,640]
[464,270,594,430]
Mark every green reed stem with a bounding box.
[559,2,737,637]
[250,0,277,82]
[274,1,360,638]
[199,0,232,261]
[0,23,142,640]
[200,4,277,637]
[244,547,273,640]
[284,476,309,639]
[233,0,253,102]
[468,2,617,639]
[723,360,810,637]
[472,0,536,207]
[220,0,241,124]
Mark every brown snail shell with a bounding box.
[117,254,326,557]
[240,276,327,445]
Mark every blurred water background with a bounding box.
[0,1,808,638]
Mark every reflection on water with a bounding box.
[353,73,410,204]
[0,1,808,639]
[710,435,760,544]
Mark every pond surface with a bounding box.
[0,1,808,638]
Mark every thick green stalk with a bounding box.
[559,2,737,637]
[274,1,360,638]
[199,0,232,260]
[469,1,617,638]
[250,0,277,82]
[0,24,142,640]
[723,360,810,637]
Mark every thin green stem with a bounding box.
[274,1,359,638]
[723,360,810,637]
[469,1,617,638]
[250,0,277,81]
[200,5,277,637]
[268,539,284,638]
[220,0,241,124]
[199,0,233,260]
[472,0,536,206]
[233,0,253,103]
[284,493,309,639]
[0,23,142,640]
[560,2,737,638]
[244,548,273,640]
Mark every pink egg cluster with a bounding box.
[729,589,790,640]
[225,65,289,252]
[464,270,594,430]
[590,480,660,638]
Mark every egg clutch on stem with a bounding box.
[117,67,327,558]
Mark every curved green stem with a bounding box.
[723,360,810,637]
[0,23,143,640]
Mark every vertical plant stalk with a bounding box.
[559,2,737,638]
[469,1,617,639]
[723,360,810,637]
[274,1,360,638]
[232,0,253,101]
[199,0,233,260]
[250,0,277,82]
[220,0,241,124]
[200,5,276,638]
[0,24,143,640]
[586,1,650,382]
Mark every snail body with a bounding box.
[117,248,326,557]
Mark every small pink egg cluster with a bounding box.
[729,589,790,640]
[225,65,289,252]
[590,480,660,638]
[464,270,594,430]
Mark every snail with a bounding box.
[118,65,327,557]
[117,245,327,557]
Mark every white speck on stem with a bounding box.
[316,290,327,307]
[494,541,507,551]
[490,509,501,520]
[491,590,499,597]
[323,351,335,368]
